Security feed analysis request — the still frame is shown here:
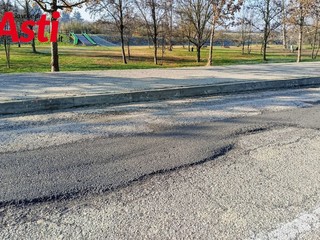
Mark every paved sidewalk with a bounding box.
[1,62,320,114]
[1,62,320,102]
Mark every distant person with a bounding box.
[191,47,194,52]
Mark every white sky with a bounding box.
[74,6,93,21]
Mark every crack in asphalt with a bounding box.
[243,132,319,155]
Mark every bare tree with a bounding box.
[33,0,88,71]
[176,13,193,51]
[124,11,136,60]
[88,0,133,64]
[237,0,254,54]
[207,0,243,66]
[251,0,282,61]
[17,0,42,53]
[134,0,166,64]
[177,0,212,62]
[0,0,16,68]
[288,0,313,62]
[309,0,320,59]
[281,0,288,49]
[164,0,174,51]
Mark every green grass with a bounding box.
[0,43,318,73]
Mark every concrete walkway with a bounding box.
[1,62,320,114]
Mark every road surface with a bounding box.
[1,88,320,239]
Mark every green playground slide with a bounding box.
[83,33,96,45]
[70,33,79,45]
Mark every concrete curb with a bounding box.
[1,77,320,115]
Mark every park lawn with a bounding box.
[0,44,317,73]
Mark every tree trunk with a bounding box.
[282,25,287,50]
[296,3,304,63]
[127,38,131,60]
[311,18,318,59]
[4,38,10,68]
[207,21,215,66]
[151,0,158,65]
[297,22,303,63]
[51,41,59,72]
[30,25,37,53]
[50,11,59,72]
[263,24,268,61]
[247,38,251,54]
[262,38,267,61]
[196,46,201,63]
[168,0,173,51]
[153,38,158,64]
[120,31,127,64]
[31,37,37,53]
[282,0,287,49]
[241,19,245,54]
[161,35,165,64]
[119,1,127,64]
[242,41,245,55]
[263,0,270,61]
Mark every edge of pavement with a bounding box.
[1,77,320,115]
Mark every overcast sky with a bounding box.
[75,6,93,21]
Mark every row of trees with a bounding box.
[86,0,320,67]
[238,0,320,61]
[1,0,320,71]
[87,0,243,65]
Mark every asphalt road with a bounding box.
[1,89,320,239]
[2,104,319,206]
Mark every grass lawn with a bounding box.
[0,43,318,73]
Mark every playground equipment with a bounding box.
[75,33,95,46]
[83,33,96,45]
[90,35,117,46]
[70,33,117,46]
[70,32,79,45]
